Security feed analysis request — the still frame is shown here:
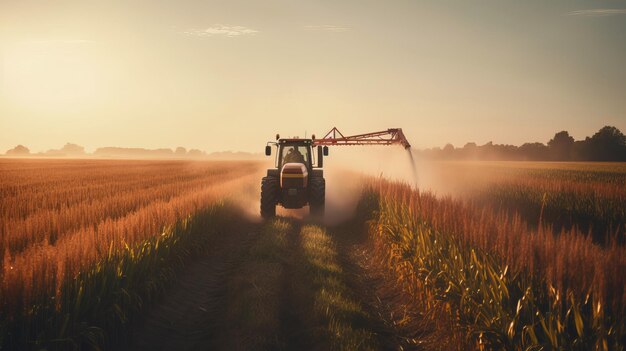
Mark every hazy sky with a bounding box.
[1,0,625,153]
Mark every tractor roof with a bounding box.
[278,138,312,144]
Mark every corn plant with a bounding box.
[359,179,624,350]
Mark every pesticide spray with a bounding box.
[406,147,419,188]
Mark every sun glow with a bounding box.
[2,41,103,108]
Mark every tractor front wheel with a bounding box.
[261,176,279,219]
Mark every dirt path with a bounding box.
[330,223,442,350]
[206,218,315,350]
[128,222,258,351]
[127,216,428,351]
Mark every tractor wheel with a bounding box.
[261,176,279,219]
[309,177,325,217]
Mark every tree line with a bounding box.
[5,126,626,162]
[418,126,626,161]
[4,143,206,158]
[3,143,261,160]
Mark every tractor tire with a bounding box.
[261,176,279,219]
[309,177,325,218]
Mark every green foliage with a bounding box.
[360,187,624,350]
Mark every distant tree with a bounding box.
[519,142,549,160]
[175,147,187,156]
[438,143,454,159]
[94,147,176,158]
[155,148,174,156]
[585,126,626,161]
[188,149,205,157]
[460,142,478,159]
[494,144,519,160]
[418,125,625,161]
[571,140,590,161]
[60,143,85,155]
[463,142,477,149]
[6,145,31,156]
[478,142,496,160]
[548,131,575,160]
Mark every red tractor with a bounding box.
[260,128,411,219]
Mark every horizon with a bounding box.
[1,0,626,153]
[2,124,623,155]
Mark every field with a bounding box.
[0,159,265,348]
[418,161,626,243]
[0,159,624,350]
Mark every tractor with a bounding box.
[261,127,411,219]
[261,137,327,218]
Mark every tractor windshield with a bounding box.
[282,146,309,166]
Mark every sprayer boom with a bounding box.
[313,127,411,149]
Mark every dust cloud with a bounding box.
[322,146,446,189]
[323,167,365,225]
[321,146,445,225]
[226,147,453,225]
[223,161,269,223]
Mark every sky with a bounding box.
[1,0,625,153]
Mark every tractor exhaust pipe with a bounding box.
[317,145,323,168]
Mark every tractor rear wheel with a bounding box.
[261,176,279,219]
[309,177,325,217]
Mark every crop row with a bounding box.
[1,203,238,350]
[0,159,263,323]
[424,162,626,243]
[358,179,624,349]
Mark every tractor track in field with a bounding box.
[334,236,403,349]
[128,222,259,351]
[332,222,453,350]
[276,221,314,349]
[341,241,431,350]
[127,216,434,351]
[205,219,318,351]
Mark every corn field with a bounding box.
[0,159,263,349]
[1,158,624,350]
[359,175,625,350]
[423,162,626,244]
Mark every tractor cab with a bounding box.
[265,138,328,171]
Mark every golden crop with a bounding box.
[0,159,262,318]
[361,172,625,349]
